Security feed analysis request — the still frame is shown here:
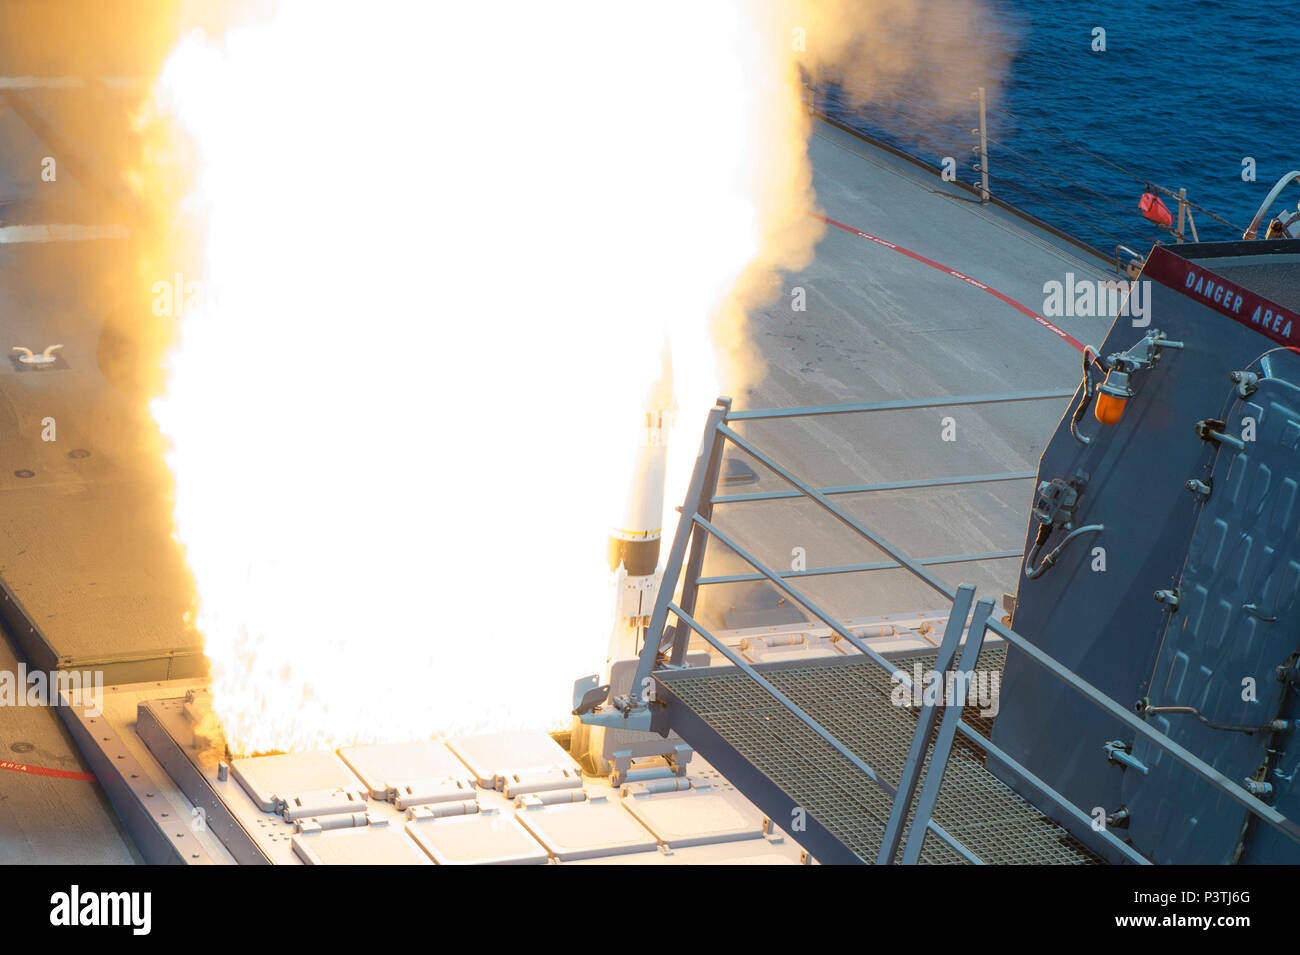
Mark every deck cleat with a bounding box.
[11,344,63,367]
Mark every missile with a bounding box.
[606,350,674,653]
[571,349,683,777]
[606,402,668,582]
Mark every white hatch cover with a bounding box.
[515,798,658,861]
[620,788,764,849]
[406,811,549,865]
[447,731,583,795]
[292,825,431,865]
[231,751,363,812]
[338,741,471,798]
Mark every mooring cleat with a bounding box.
[11,344,63,366]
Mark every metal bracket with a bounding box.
[576,705,656,732]
[1033,476,1081,531]
[610,744,692,787]
[1231,370,1260,398]
[1108,329,1183,371]
[1243,603,1278,623]
[1104,740,1150,775]
[571,675,610,716]
[1195,418,1246,449]
[1275,661,1300,687]
[1244,779,1274,798]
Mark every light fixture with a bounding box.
[1094,368,1133,425]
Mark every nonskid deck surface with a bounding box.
[657,646,1100,864]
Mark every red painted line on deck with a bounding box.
[0,759,96,781]
[813,213,1086,353]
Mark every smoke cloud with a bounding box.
[0,0,1016,751]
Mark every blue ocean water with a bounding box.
[822,0,1299,256]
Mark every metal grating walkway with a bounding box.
[656,646,1100,864]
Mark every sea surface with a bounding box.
[822,0,1300,256]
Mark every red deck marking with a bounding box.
[813,213,1086,353]
[0,759,96,781]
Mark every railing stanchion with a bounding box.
[878,585,975,864]
[900,598,994,865]
[670,404,730,666]
[630,398,730,696]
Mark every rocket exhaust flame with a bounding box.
[148,0,1010,754]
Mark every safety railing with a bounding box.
[806,81,1247,263]
[630,391,1300,864]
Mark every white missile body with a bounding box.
[571,353,699,781]
[606,402,670,657]
[605,349,674,655]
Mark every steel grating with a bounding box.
[656,646,1100,864]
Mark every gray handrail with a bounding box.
[1244,170,1300,239]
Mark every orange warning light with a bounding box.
[1094,369,1133,425]
[1094,390,1127,425]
